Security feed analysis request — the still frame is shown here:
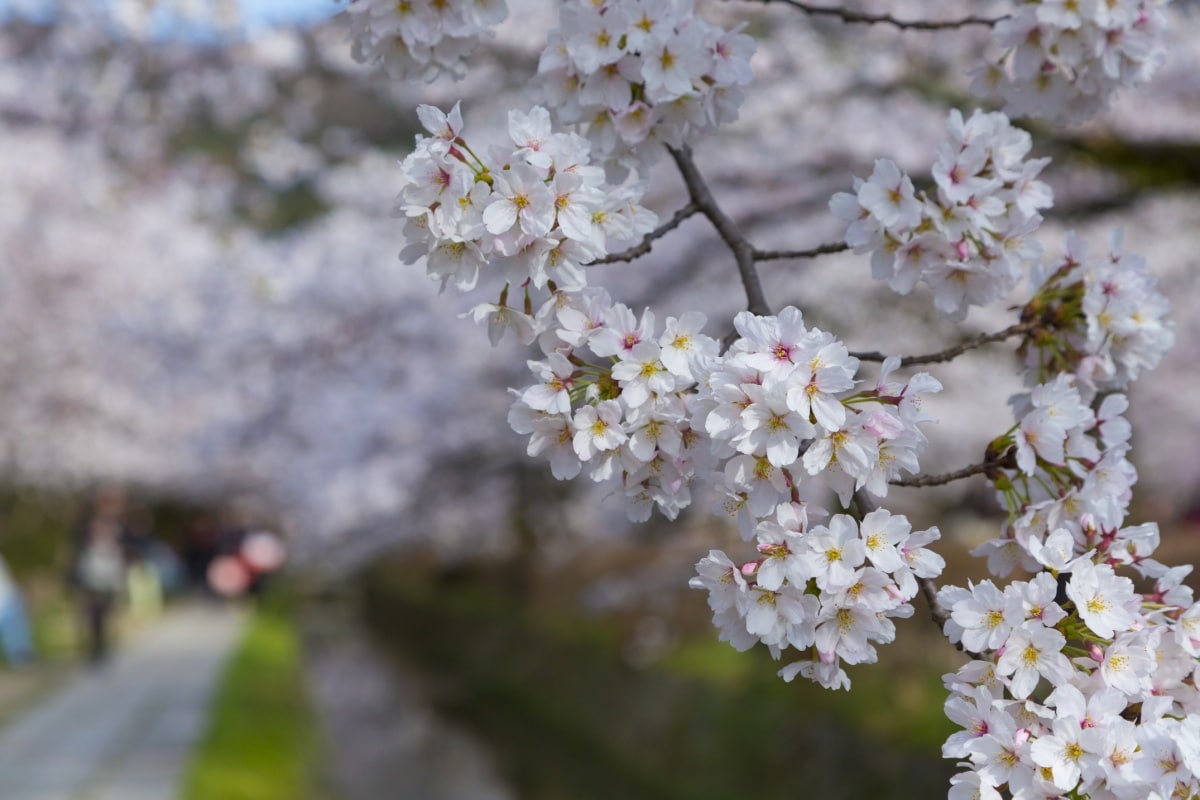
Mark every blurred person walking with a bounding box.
[70,486,133,665]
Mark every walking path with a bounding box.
[0,603,245,800]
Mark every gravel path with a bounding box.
[0,603,245,800]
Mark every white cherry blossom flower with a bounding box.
[857,159,922,230]
[483,162,556,238]
[804,515,866,592]
[950,580,1022,654]
[572,400,627,460]
[612,340,675,408]
[737,383,814,468]
[996,623,1072,699]
[1066,562,1138,640]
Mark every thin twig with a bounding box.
[590,203,699,265]
[668,145,771,316]
[891,461,990,488]
[746,0,1003,30]
[752,242,850,261]
[851,321,1036,367]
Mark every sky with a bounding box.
[0,0,339,35]
[237,0,338,31]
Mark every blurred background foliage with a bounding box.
[1,1,1199,798]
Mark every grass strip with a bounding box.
[180,604,320,800]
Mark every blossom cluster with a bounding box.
[508,289,718,521]
[345,0,507,82]
[693,309,943,525]
[972,0,1172,124]
[538,0,756,171]
[929,222,1188,795]
[504,293,947,691]
[955,226,1173,577]
[691,507,944,691]
[675,309,945,690]
[1022,230,1175,393]
[938,544,1200,799]
[831,109,1053,320]
[394,103,657,343]
[963,230,1169,572]
[508,303,944,529]
[970,377,1140,576]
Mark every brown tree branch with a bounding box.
[752,242,850,261]
[919,575,954,633]
[851,321,1036,367]
[744,0,1003,30]
[590,203,700,265]
[891,461,990,488]
[668,145,771,316]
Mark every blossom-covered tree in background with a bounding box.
[4,0,1200,795]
